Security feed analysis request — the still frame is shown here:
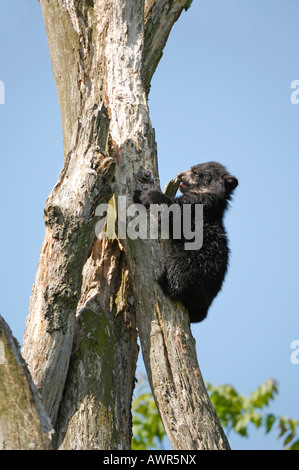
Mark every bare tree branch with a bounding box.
[0,316,54,450]
[143,0,193,93]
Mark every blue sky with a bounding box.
[0,0,299,450]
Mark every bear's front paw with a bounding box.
[133,189,168,209]
[132,189,156,208]
[142,189,165,206]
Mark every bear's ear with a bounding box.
[224,175,238,194]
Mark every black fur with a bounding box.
[133,162,238,323]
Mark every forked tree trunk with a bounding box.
[20,0,230,450]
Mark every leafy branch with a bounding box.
[206,379,299,450]
[132,377,299,450]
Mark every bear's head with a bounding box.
[177,162,238,199]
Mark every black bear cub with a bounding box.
[133,162,238,323]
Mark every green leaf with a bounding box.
[265,414,276,434]
[284,432,295,447]
[249,379,278,409]
[289,439,299,451]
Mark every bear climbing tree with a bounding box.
[134,162,238,324]
[3,0,231,450]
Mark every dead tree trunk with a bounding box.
[21,0,230,450]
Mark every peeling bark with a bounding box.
[55,239,138,450]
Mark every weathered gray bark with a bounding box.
[55,238,138,449]
[21,0,230,450]
[0,316,54,450]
